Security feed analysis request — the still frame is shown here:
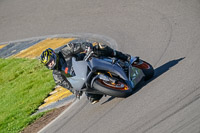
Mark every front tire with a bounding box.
[92,79,132,97]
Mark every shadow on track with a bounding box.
[133,57,185,94]
[102,57,185,104]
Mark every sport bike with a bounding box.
[67,50,154,98]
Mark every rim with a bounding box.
[97,79,129,91]
[133,61,150,69]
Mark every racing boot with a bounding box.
[114,50,140,65]
[86,93,103,104]
[92,42,139,65]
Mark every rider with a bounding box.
[40,42,138,104]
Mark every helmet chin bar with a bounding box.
[47,62,56,70]
[46,53,57,70]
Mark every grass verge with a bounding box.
[0,58,55,133]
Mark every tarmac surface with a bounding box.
[1,0,200,133]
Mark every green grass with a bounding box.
[0,58,55,133]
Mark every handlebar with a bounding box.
[84,50,94,61]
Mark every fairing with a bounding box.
[67,58,88,90]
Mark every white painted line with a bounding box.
[38,95,85,133]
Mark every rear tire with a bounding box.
[141,61,154,80]
[133,60,154,81]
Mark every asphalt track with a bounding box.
[1,0,200,133]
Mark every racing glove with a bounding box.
[74,90,83,99]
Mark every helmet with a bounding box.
[40,48,57,69]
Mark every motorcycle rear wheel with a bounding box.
[133,60,154,81]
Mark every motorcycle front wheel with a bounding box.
[93,79,132,98]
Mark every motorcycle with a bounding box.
[66,49,154,98]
